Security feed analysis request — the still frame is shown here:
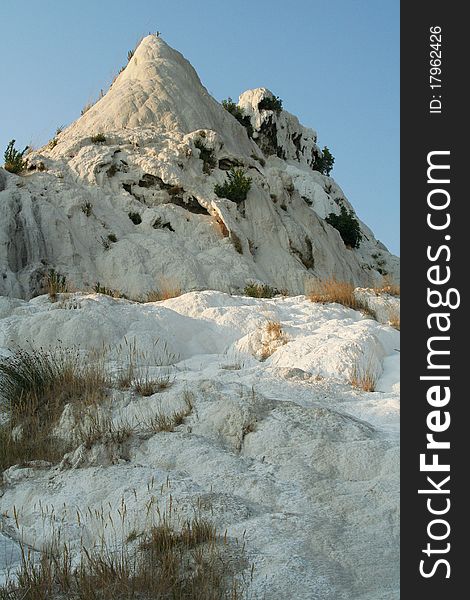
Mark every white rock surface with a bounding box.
[0,35,398,299]
[0,35,399,599]
[0,291,399,598]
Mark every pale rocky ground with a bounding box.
[0,290,399,599]
[0,34,399,599]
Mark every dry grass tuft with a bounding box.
[349,360,377,392]
[145,281,182,302]
[0,346,109,472]
[45,269,69,302]
[309,277,375,318]
[77,411,134,450]
[388,308,400,331]
[373,275,400,297]
[1,509,246,599]
[259,320,288,360]
[133,374,172,396]
[144,391,194,433]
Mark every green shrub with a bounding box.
[107,233,117,243]
[258,95,283,114]
[128,211,142,224]
[3,140,28,174]
[91,133,106,144]
[214,168,252,203]
[81,202,93,216]
[94,282,128,298]
[222,98,253,137]
[314,146,335,176]
[325,206,362,248]
[244,282,277,298]
[194,139,216,174]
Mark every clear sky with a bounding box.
[0,0,399,255]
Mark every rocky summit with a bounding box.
[0,35,398,299]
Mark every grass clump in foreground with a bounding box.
[309,277,375,318]
[0,508,247,599]
[0,346,109,472]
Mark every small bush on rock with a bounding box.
[325,206,362,248]
[222,98,253,137]
[244,282,277,298]
[258,95,283,114]
[194,139,216,174]
[91,133,106,144]
[3,140,28,174]
[214,168,252,203]
[314,146,335,176]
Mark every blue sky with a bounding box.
[0,0,399,254]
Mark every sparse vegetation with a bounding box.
[387,307,400,330]
[133,373,172,396]
[308,277,375,318]
[144,391,194,433]
[231,232,243,254]
[145,280,182,302]
[3,140,28,174]
[214,168,252,203]
[222,97,253,137]
[0,498,246,600]
[45,268,69,301]
[0,346,109,472]
[259,320,288,360]
[244,282,277,299]
[91,133,106,144]
[128,211,142,224]
[258,95,283,114]
[81,201,93,216]
[93,282,128,299]
[373,276,400,297]
[77,411,133,450]
[194,139,217,174]
[81,102,94,115]
[325,206,362,248]
[349,359,377,392]
[314,146,335,176]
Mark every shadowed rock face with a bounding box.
[0,36,398,299]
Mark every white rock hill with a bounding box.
[0,35,398,299]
